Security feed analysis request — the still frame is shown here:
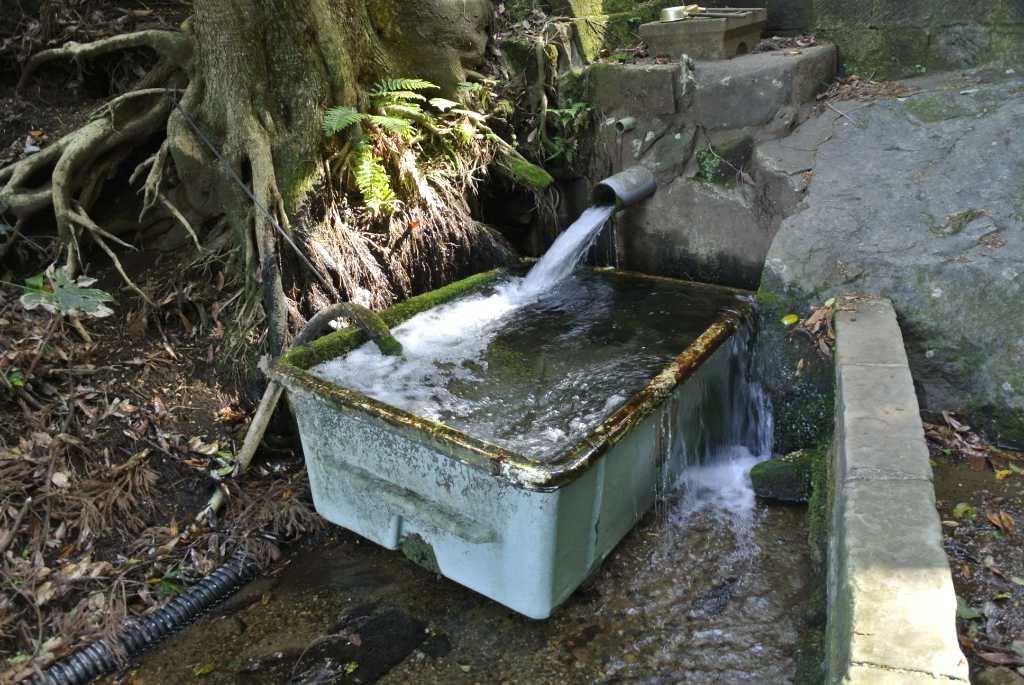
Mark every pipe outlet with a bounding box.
[591,166,657,209]
[614,117,637,133]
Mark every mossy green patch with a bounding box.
[282,269,503,370]
[750,449,814,502]
[927,208,987,236]
[400,533,441,574]
[500,150,555,190]
[795,438,832,685]
[905,96,973,123]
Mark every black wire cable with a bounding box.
[167,92,341,300]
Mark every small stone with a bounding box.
[749,450,814,503]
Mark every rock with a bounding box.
[761,71,1024,445]
[978,667,1024,685]
[749,449,813,502]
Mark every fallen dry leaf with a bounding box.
[987,510,1016,535]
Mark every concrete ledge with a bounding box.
[828,297,969,684]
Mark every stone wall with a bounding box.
[531,1,1023,78]
[813,0,1024,78]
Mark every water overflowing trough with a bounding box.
[272,167,776,619]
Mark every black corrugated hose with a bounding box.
[25,551,257,685]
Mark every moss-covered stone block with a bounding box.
[818,26,930,79]
[500,36,535,75]
[750,449,814,502]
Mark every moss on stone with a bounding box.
[967,401,1024,447]
[750,449,814,502]
[905,96,973,124]
[282,269,503,370]
[500,150,555,190]
[500,36,535,75]
[926,208,987,236]
[795,438,833,685]
[400,533,441,573]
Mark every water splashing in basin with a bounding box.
[310,201,700,460]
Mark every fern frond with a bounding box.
[367,115,413,136]
[428,97,459,112]
[323,106,366,136]
[380,90,427,102]
[354,145,396,214]
[381,103,424,119]
[450,108,487,122]
[371,78,439,96]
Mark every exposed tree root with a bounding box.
[16,29,190,92]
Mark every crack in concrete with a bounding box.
[848,659,970,683]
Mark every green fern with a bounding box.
[323,106,366,135]
[371,78,438,96]
[367,115,413,136]
[380,90,428,102]
[353,144,396,214]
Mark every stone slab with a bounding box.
[761,71,1024,444]
[696,44,836,129]
[828,296,969,684]
[841,664,968,685]
[830,480,967,682]
[587,62,679,117]
[835,299,910,367]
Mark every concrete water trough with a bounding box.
[640,7,768,60]
[271,269,749,619]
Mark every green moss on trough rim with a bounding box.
[273,268,750,491]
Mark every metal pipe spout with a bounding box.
[591,166,657,209]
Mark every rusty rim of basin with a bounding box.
[272,265,749,492]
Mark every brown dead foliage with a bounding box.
[0,278,322,682]
[817,74,917,105]
[924,411,1022,472]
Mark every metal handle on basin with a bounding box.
[591,166,657,209]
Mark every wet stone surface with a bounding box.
[112,472,811,684]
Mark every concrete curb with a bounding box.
[827,297,969,684]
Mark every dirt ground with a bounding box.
[928,415,1024,682]
[1,3,326,682]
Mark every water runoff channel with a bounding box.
[96,169,813,684]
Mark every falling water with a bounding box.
[668,320,774,556]
[519,204,615,296]
[311,202,639,458]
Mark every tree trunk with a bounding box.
[2,0,503,356]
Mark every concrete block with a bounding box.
[841,664,968,685]
[615,175,770,288]
[696,45,836,129]
[830,480,968,682]
[835,298,909,367]
[587,63,679,116]
[829,295,969,684]
[640,9,767,60]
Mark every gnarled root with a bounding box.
[16,30,190,93]
[2,29,192,294]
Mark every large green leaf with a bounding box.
[20,265,114,318]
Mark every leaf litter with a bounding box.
[929,412,1024,679]
[0,273,322,682]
